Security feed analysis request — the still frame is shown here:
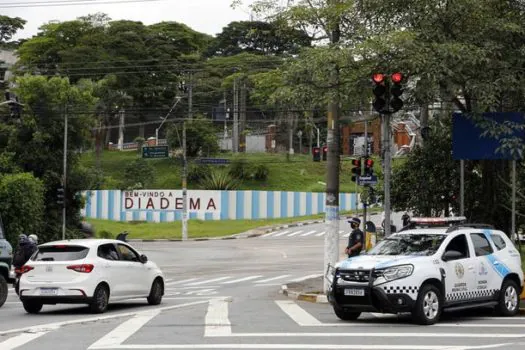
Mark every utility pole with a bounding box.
[117,108,125,150]
[62,105,68,240]
[363,120,368,231]
[324,0,342,293]
[383,112,392,237]
[182,121,188,240]
[188,72,193,120]
[233,78,239,153]
[288,114,294,156]
[240,81,247,152]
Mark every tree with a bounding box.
[0,15,26,45]
[166,116,219,157]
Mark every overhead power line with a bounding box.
[0,0,165,8]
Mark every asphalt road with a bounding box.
[1,218,524,350]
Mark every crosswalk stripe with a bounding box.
[165,278,199,286]
[288,230,304,237]
[300,230,317,237]
[0,329,53,350]
[185,276,232,286]
[263,232,278,238]
[315,231,326,237]
[221,276,263,284]
[255,274,291,283]
[273,230,290,237]
[276,300,322,326]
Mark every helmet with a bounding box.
[347,217,361,226]
[28,234,38,244]
[18,234,27,243]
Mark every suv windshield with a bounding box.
[366,234,446,256]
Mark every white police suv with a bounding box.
[327,217,524,325]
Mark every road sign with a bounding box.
[196,158,230,165]
[357,175,378,186]
[142,146,169,159]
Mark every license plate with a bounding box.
[344,288,365,296]
[40,288,58,296]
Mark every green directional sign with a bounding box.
[142,146,169,159]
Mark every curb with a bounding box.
[280,284,329,304]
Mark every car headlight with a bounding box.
[381,264,414,281]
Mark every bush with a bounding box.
[0,173,45,247]
[253,163,269,180]
[201,170,240,190]
[188,164,211,183]
[229,159,253,180]
[98,230,113,239]
[122,158,156,189]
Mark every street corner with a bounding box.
[280,275,328,304]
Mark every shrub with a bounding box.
[122,158,156,189]
[188,164,211,183]
[253,163,269,180]
[229,158,253,180]
[98,230,113,239]
[201,170,240,190]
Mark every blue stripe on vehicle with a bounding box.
[306,192,312,216]
[220,191,229,220]
[293,192,300,217]
[267,191,274,218]
[236,191,244,219]
[205,212,213,220]
[96,191,103,219]
[252,191,259,219]
[108,191,114,220]
[281,191,288,218]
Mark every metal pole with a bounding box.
[118,109,125,150]
[233,79,238,153]
[383,112,392,237]
[363,120,368,231]
[188,73,193,120]
[182,121,188,240]
[460,159,465,216]
[317,127,320,148]
[62,106,68,240]
[512,160,516,242]
[155,128,159,146]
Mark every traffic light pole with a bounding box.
[363,120,368,231]
[62,105,68,240]
[383,112,392,237]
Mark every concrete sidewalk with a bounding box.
[281,275,525,313]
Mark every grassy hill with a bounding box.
[80,151,382,193]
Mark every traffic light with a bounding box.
[351,158,362,182]
[322,146,327,161]
[364,157,374,176]
[372,73,387,113]
[312,147,321,162]
[57,187,65,205]
[390,72,404,113]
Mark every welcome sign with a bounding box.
[122,190,220,212]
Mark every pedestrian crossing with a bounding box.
[164,273,320,288]
[263,229,351,239]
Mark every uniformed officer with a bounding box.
[345,217,364,258]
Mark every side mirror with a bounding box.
[442,250,463,262]
[139,254,148,263]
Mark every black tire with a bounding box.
[23,300,43,314]
[333,305,361,321]
[147,278,163,305]
[0,275,7,307]
[90,284,109,314]
[412,284,442,325]
[14,278,19,296]
[497,279,520,316]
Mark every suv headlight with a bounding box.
[380,264,414,281]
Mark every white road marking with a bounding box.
[288,274,322,283]
[0,327,57,350]
[89,310,160,349]
[255,274,291,283]
[315,231,326,237]
[273,230,290,237]
[211,332,525,338]
[275,300,322,326]
[221,276,263,284]
[287,230,304,237]
[204,298,232,337]
[185,277,232,286]
[98,343,513,349]
[165,278,199,286]
[300,230,317,237]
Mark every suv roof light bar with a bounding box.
[445,223,495,233]
[398,216,468,232]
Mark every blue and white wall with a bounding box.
[81,190,361,222]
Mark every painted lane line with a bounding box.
[185,277,232,286]
[288,274,322,283]
[204,298,232,337]
[275,300,322,326]
[255,274,292,283]
[0,327,57,350]
[287,230,304,237]
[273,230,290,237]
[212,332,525,338]
[221,276,263,284]
[0,299,211,337]
[290,322,525,328]
[300,230,317,237]
[165,278,199,286]
[315,231,326,237]
[89,310,160,349]
[253,283,283,286]
[262,232,278,238]
[94,344,512,349]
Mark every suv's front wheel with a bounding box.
[333,305,361,321]
[412,284,442,325]
[497,279,520,316]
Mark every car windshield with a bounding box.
[366,234,446,256]
[32,245,89,261]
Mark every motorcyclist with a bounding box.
[401,212,411,227]
[345,217,364,258]
[12,234,33,269]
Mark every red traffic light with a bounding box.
[372,73,385,84]
[323,146,328,152]
[352,159,360,166]
[391,72,403,84]
[365,158,374,168]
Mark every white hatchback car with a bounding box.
[18,239,164,314]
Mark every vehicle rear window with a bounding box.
[32,245,89,261]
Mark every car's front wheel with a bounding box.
[90,284,109,314]
[333,305,361,321]
[147,278,163,305]
[412,284,442,325]
[23,300,43,314]
[497,279,520,316]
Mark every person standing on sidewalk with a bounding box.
[345,217,364,258]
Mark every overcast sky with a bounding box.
[2,0,258,40]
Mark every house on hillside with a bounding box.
[0,49,17,89]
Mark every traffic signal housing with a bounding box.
[312,147,321,162]
[364,157,374,176]
[351,158,362,182]
[322,146,327,161]
[371,72,404,114]
[372,73,387,113]
[57,187,65,205]
[390,72,404,113]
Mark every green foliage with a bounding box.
[98,230,113,239]
[0,173,45,247]
[228,158,252,180]
[122,158,156,190]
[134,136,146,154]
[166,117,220,157]
[188,164,212,183]
[253,163,270,180]
[201,170,240,190]
[0,15,26,44]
